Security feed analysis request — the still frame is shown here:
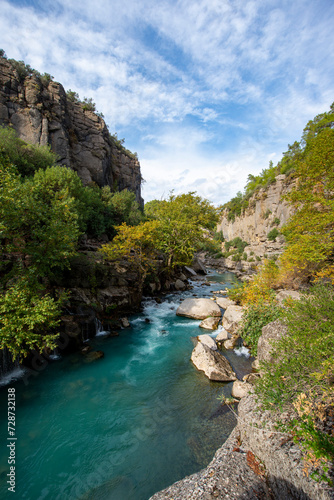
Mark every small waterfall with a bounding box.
[0,347,24,386]
[94,317,109,337]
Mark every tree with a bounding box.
[0,272,62,359]
[99,221,160,284]
[101,191,218,273]
[280,123,334,283]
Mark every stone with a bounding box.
[257,319,288,364]
[176,298,222,320]
[120,317,130,328]
[222,305,244,334]
[216,297,236,309]
[276,290,301,306]
[243,373,261,385]
[231,380,252,399]
[191,342,236,381]
[191,257,207,275]
[215,327,229,341]
[199,316,220,330]
[175,279,186,291]
[184,266,197,277]
[83,350,104,362]
[223,337,239,350]
[252,358,260,370]
[197,334,217,350]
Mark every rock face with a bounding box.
[176,298,222,320]
[216,297,236,309]
[217,174,296,271]
[191,342,236,381]
[222,305,244,334]
[257,319,288,364]
[0,56,143,204]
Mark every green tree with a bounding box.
[0,272,62,359]
[280,121,334,283]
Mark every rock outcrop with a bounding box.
[0,55,143,204]
[222,305,244,334]
[217,174,295,272]
[257,319,288,364]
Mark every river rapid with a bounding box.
[0,270,252,500]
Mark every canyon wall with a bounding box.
[0,55,143,205]
[217,174,295,273]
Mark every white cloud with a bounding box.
[0,0,333,204]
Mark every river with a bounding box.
[0,270,252,500]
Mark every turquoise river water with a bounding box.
[0,271,253,500]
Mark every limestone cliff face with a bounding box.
[0,56,143,205]
[217,174,295,271]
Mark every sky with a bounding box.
[0,0,333,205]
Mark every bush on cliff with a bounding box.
[255,284,334,483]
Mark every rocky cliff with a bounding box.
[217,174,295,273]
[0,55,143,205]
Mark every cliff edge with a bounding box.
[0,55,143,205]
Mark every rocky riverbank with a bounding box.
[150,285,334,500]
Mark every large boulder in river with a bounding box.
[191,342,236,381]
[192,257,207,275]
[222,305,244,334]
[199,316,220,330]
[176,298,221,320]
[257,320,288,364]
[197,334,217,350]
[216,297,236,309]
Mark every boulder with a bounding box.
[175,279,186,291]
[199,316,220,330]
[197,334,217,350]
[243,373,261,385]
[192,257,207,275]
[83,350,104,362]
[176,298,222,320]
[191,342,236,381]
[184,266,197,277]
[276,290,301,307]
[231,380,252,399]
[224,337,239,350]
[120,317,130,328]
[257,319,288,364]
[222,305,244,334]
[215,327,230,341]
[216,297,236,309]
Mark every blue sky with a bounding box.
[0,0,333,205]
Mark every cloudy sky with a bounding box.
[0,0,333,205]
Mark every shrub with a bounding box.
[255,284,334,482]
[239,301,282,355]
[272,217,280,226]
[267,228,279,241]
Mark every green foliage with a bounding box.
[108,189,143,226]
[109,132,138,160]
[0,164,81,276]
[254,284,334,480]
[66,89,80,103]
[102,191,218,269]
[0,272,62,359]
[267,228,279,241]
[82,97,96,112]
[272,217,280,226]
[0,126,57,177]
[239,301,282,355]
[263,209,272,219]
[280,110,334,283]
